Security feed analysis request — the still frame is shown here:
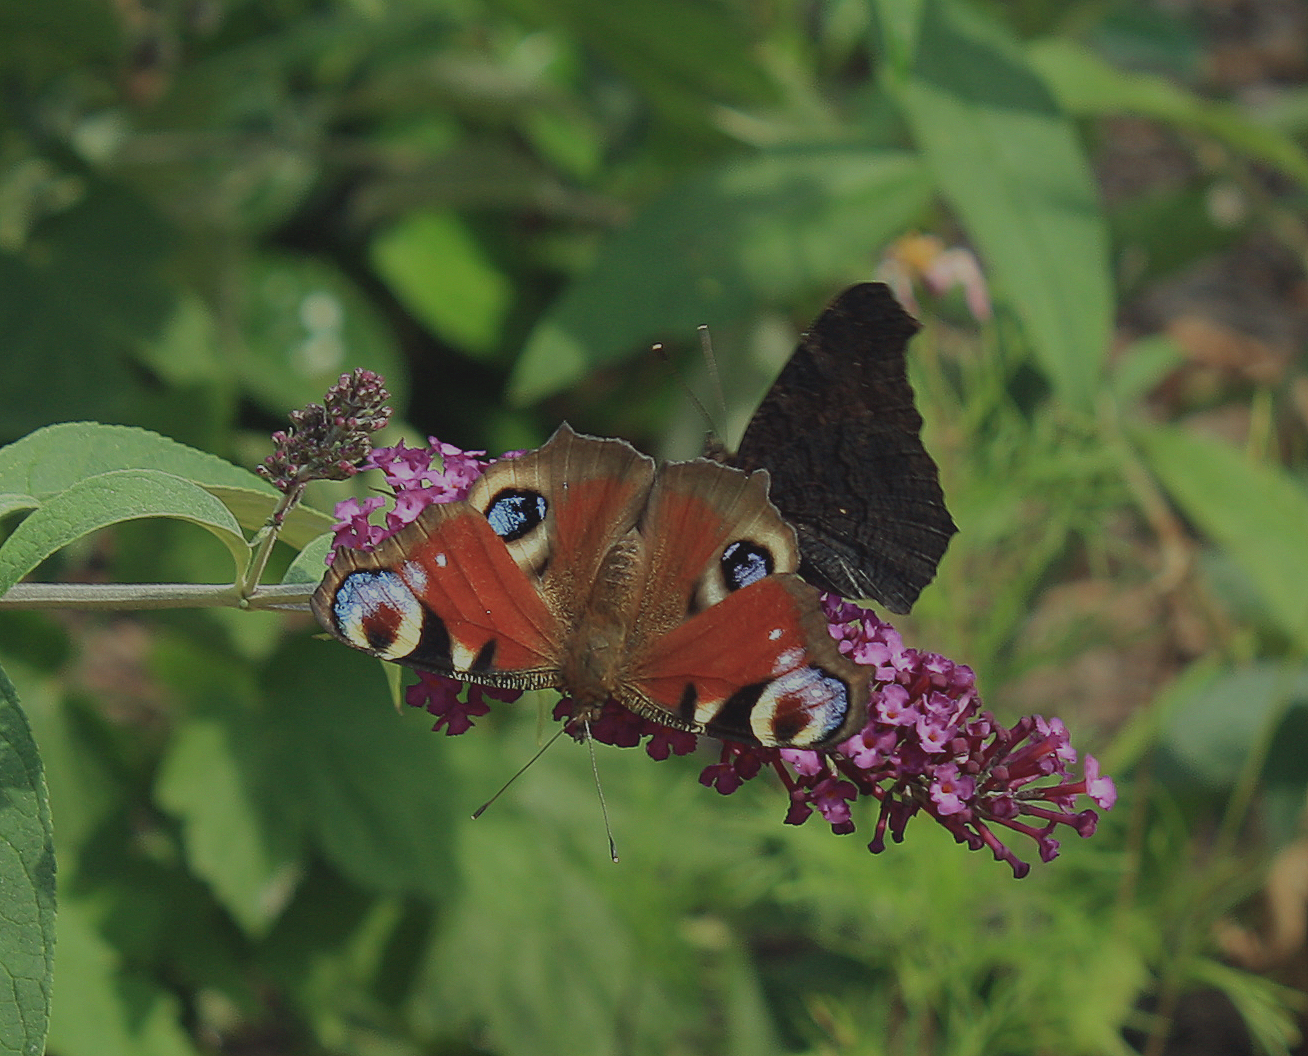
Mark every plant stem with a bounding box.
[240,481,307,595]
[0,582,312,611]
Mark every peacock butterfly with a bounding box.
[728,282,956,613]
[311,283,953,749]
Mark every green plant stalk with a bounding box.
[240,480,308,596]
[0,582,311,611]
[1142,668,1299,1056]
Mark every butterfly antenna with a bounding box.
[652,341,723,450]
[471,726,567,820]
[583,718,620,863]
[697,324,729,425]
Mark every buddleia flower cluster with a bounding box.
[328,435,1115,878]
[257,369,392,494]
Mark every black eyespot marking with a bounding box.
[471,638,498,672]
[721,540,773,591]
[414,612,453,668]
[484,489,547,541]
[677,682,698,722]
[715,682,767,739]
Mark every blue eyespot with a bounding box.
[721,540,773,590]
[485,489,548,541]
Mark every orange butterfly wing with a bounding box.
[312,502,563,687]
[621,459,870,748]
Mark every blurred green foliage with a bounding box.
[3,0,1308,1053]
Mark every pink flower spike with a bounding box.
[406,672,489,736]
[317,435,1117,878]
[328,495,387,556]
[1082,755,1118,809]
[779,749,825,777]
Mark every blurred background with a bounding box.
[4,0,1308,1053]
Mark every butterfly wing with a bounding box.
[731,283,956,613]
[627,574,869,747]
[312,423,656,690]
[621,460,869,748]
[464,423,656,622]
[312,501,565,688]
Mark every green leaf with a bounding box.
[0,422,270,500]
[888,0,1112,408]
[47,899,200,1056]
[1136,425,1308,648]
[371,210,512,356]
[0,496,38,522]
[1191,957,1302,1056]
[5,658,124,865]
[133,295,225,388]
[281,532,335,586]
[0,666,55,1056]
[871,0,925,74]
[1158,661,1308,787]
[1030,37,1308,190]
[157,716,302,938]
[260,640,458,900]
[510,150,930,403]
[1110,334,1186,403]
[500,0,776,124]
[0,470,248,597]
[0,182,175,439]
[202,485,335,552]
[1104,656,1225,774]
[1109,184,1242,292]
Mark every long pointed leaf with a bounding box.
[0,666,54,1056]
[1137,425,1308,649]
[886,0,1112,407]
[0,423,270,500]
[0,470,248,597]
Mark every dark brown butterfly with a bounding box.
[729,282,956,614]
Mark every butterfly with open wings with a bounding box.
[311,283,956,750]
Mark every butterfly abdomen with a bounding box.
[561,531,645,709]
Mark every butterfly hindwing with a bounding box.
[622,458,869,748]
[312,491,565,689]
[626,575,868,748]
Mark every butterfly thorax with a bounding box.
[560,531,645,709]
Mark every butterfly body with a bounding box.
[313,423,870,748]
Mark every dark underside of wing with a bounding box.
[731,283,957,613]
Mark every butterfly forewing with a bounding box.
[313,499,564,688]
[469,424,655,621]
[632,459,798,635]
[730,283,956,613]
